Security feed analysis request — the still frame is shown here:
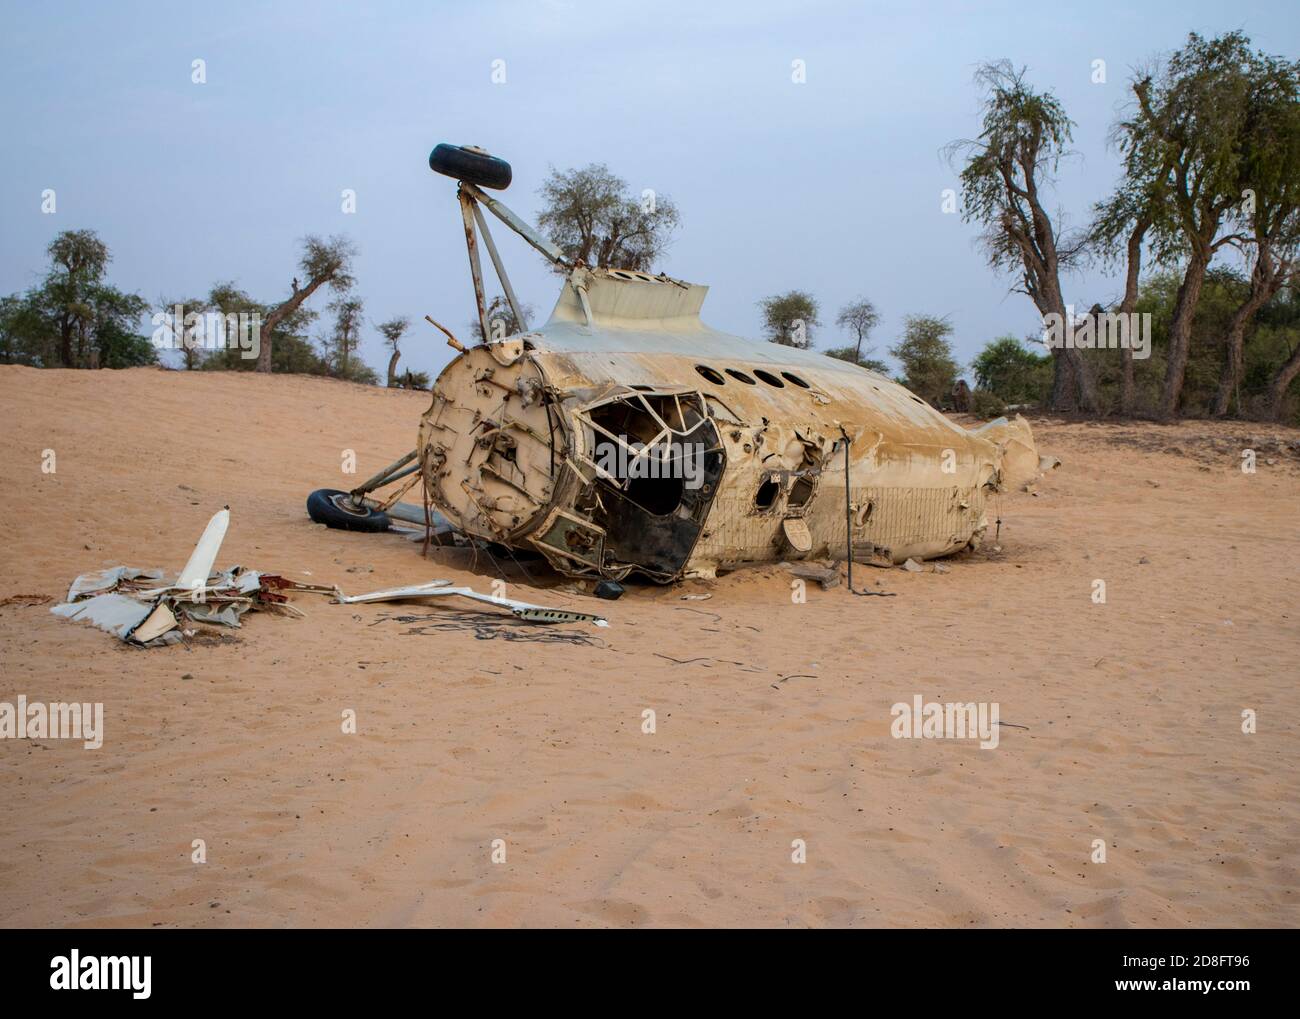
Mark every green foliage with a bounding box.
[0,229,154,368]
[759,290,820,347]
[470,295,533,343]
[971,388,1007,419]
[377,316,410,351]
[824,346,889,373]
[889,315,959,405]
[834,298,880,362]
[970,335,1052,405]
[391,369,431,390]
[951,61,1078,277]
[536,164,679,273]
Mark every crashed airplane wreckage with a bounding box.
[308,143,1044,584]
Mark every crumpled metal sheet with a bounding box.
[50,592,154,640]
[65,566,168,602]
[182,601,251,628]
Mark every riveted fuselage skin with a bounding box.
[419,267,1003,582]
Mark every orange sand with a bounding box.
[0,365,1296,927]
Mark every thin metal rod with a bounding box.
[458,189,490,342]
[351,449,417,497]
[843,432,853,592]
[461,182,568,267]
[470,200,528,333]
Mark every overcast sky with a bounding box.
[2,0,1297,379]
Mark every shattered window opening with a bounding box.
[725,369,757,385]
[753,369,785,388]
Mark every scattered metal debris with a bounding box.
[49,508,329,647]
[335,579,609,626]
[781,561,842,590]
[374,611,605,646]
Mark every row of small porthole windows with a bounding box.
[694,364,811,390]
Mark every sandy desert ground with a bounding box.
[0,365,1297,928]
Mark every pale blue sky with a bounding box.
[2,0,1297,378]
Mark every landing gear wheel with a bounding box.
[428,144,512,190]
[306,489,391,532]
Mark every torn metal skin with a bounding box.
[417,156,1030,584]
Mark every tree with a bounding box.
[971,335,1052,405]
[201,282,266,370]
[825,346,889,373]
[890,315,959,405]
[1213,50,1300,417]
[1113,33,1268,417]
[947,61,1097,413]
[323,296,364,379]
[1091,178,1162,415]
[536,164,679,273]
[158,296,211,370]
[759,291,820,347]
[0,230,154,369]
[1266,296,1300,419]
[256,235,355,372]
[45,229,109,367]
[377,316,411,387]
[469,295,534,344]
[835,298,880,363]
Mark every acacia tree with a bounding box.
[759,291,820,347]
[948,61,1097,413]
[0,230,154,369]
[536,164,679,273]
[255,235,355,372]
[1215,50,1300,417]
[1113,34,1264,417]
[324,296,364,378]
[45,230,108,367]
[377,316,411,387]
[891,315,959,406]
[1091,178,1163,415]
[834,298,880,362]
[159,295,212,370]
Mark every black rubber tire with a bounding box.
[306,489,391,532]
[428,144,512,190]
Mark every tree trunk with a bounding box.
[1158,251,1210,419]
[1117,217,1149,416]
[387,349,400,388]
[1048,349,1078,412]
[1037,282,1085,414]
[1267,340,1300,421]
[1212,292,1269,417]
[59,320,73,368]
[1073,347,1100,414]
[1212,249,1281,418]
[256,276,329,373]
